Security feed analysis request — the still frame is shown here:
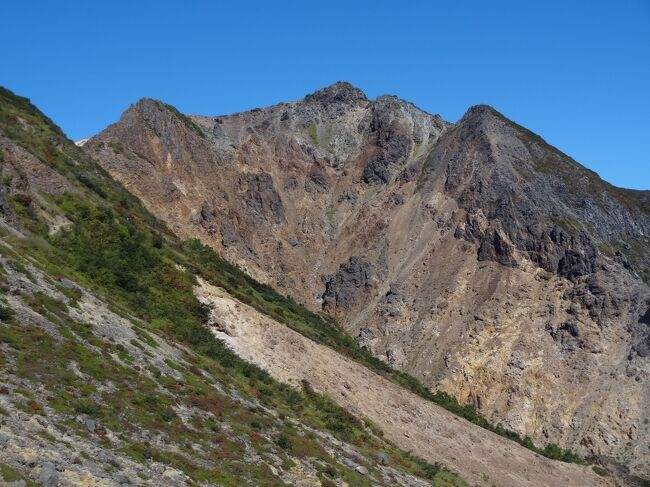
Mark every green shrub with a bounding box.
[0,305,15,322]
[73,399,102,416]
[418,461,441,479]
[275,433,292,450]
[308,124,318,145]
[592,465,609,476]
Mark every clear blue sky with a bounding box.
[2,1,649,189]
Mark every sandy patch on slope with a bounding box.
[195,278,612,487]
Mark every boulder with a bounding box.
[376,452,389,465]
[85,419,96,433]
[38,462,58,487]
[355,465,369,476]
[323,256,372,310]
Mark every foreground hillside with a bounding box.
[86,82,650,475]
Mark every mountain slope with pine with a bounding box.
[86,82,650,477]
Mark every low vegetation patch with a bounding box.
[0,304,15,322]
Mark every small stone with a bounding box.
[200,202,214,222]
[95,423,107,437]
[387,307,402,317]
[376,452,389,465]
[39,462,58,487]
[288,237,299,247]
[561,321,580,337]
[85,419,96,433]
[112,473,130,485]
[355,465,369,476]
[58,278,76,289]
[337,190,357,203]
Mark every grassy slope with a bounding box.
[0,262,455,486]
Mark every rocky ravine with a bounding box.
[87,82,650,474]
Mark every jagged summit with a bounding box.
[124,97,169,114]
[454,104,513,131]
[304,80,368,105]
[115,97,168,126]
[463,103,498,115]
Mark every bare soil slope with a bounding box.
[196,279,613,487]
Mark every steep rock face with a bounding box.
[87,83,650,475]
[363,95,446,184]
[323,256,373,310]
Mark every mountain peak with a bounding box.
[460,104,502,122]
[304,81,368,105]
[118,97,167,122]
[120,98,194,129]
[127,97,167,111]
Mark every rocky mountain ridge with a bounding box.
[86,82,650,476]
[1,85,483,486]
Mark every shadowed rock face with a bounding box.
[87,82,650,475]
[323,256,373,310]
[362,96,436,184]
[242,172,285,224]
